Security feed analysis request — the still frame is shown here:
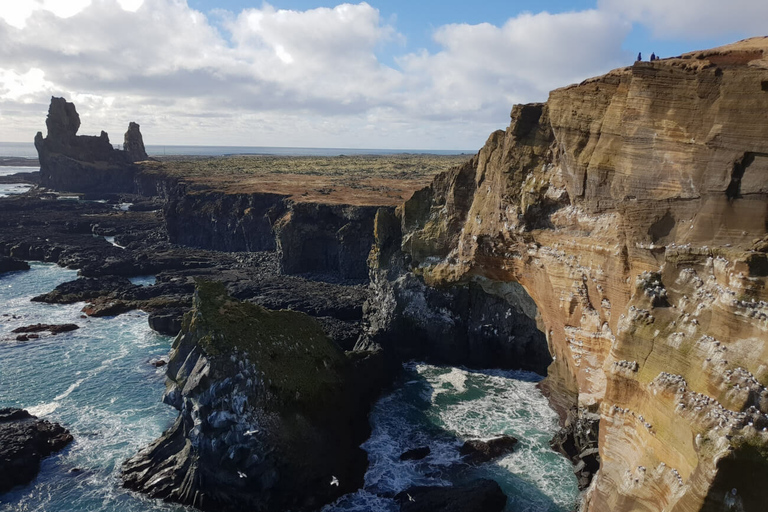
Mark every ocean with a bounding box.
[0,265,579,512]
[0,141,472,159]
[0,144,579,511]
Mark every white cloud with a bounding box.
[599,0,768,39]
[397,10,630,120]
[3,0,735,149]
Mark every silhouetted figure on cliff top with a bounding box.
[637,52,642,62]
[650,52,656,61]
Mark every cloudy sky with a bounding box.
[0,0,766,150]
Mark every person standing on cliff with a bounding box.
[650,52,656,61]
[637,52,642,61]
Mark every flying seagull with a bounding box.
[238,471,247,479]
[330,476,339,487]
[407,493,415,502]
[245,429,259,435]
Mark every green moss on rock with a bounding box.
[191,280,349,409]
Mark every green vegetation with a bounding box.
[191,280,349,408]
[139,153,470,206]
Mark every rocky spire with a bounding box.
[123,122,148,162]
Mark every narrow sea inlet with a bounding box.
[1,264,579,512]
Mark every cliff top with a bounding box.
[555,36,768,93]
[139,153,469,206]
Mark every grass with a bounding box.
[139,154,470,206]
[191,280,349,409]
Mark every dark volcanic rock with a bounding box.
[147,308,184,335]
[34,97,143,194]
[394,479,507,512]
[399,446,431,461]
[550,407,600,489]
[275,202,381,281]
[32,276,135,304]
[122,281,382,512]
[11,323,79,335]
[0,408,73,494]
[0,256,30,274]
[123,122,148,162]
[459,435,518,464]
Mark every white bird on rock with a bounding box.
[330,476,339,487]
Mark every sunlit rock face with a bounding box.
[366,37,768,511]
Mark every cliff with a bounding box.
[34,97,147,193]
[122,281,382,511]
[364,37,768,511]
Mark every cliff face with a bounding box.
[34,97,145,193]
[368,38,768,511]
[161,188,381,280]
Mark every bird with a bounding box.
[245,429,259,435]
[330,476,339,487]
[237,471,247,479]
[407,493,415,502]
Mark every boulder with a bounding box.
[0,408,73,494]
[459,435,518,464]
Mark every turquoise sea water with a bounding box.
[0,264,579,512]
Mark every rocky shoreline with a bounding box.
[6,37,768,512]
[0,408,73,494]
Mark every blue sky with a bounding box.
[0,0,766,149]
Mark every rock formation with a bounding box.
[0,408,73,494]
[362,37,768,511]
[123,122,148,162]
[122,280,383,511]
[34,97,144,193]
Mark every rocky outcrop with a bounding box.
[123,122,148,162]
[363,38,768,511]
[459,435,519,464]
[0,255,29,274]
[0,408,73,494]
[163,189,287,252]
[34,97,144,193]
[122,281,383,511]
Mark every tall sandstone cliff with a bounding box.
[366,38,768,511]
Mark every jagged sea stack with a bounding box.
[122,281,379,511]
[34,97,145,193]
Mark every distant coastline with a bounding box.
[0,141,472,160]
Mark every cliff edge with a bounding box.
[364,37,768,511]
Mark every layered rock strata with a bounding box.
[122,281,382,511]
[363,38,768,511]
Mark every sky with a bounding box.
[0,0,766,150]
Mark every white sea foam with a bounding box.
[27,401,60,417]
